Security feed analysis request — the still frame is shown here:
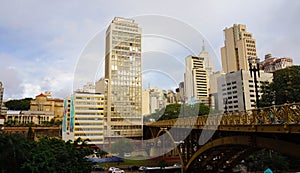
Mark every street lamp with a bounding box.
[248,57,261,108]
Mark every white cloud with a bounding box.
[0,0,299,99]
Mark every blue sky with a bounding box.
[0,0,299,99]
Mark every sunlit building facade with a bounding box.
[105,17,143,145]
[221,24,257,73]
[184,55,209,105]
[62,92,105,145]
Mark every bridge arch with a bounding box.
[185,135,300,171]
[155,128,185,167]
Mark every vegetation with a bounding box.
[245,149,291,172]
[144,103,211,122]
[4,98,32,110]
[259,66,300,107]
[0,134,94,173]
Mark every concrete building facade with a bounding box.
[217,70,273,112]
[62,92,105,145]
[104,17,143,144]
[30,93,64,121]
[260,54,293,73]
[221,24,257,73]
[184,55,209,105]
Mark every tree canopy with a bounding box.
[144,103,211,122]
[259,66,300,106]
[4,98,32,110]
[0,134,94,173]
[111,139,134,157]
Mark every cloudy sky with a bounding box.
[0,0,299,99]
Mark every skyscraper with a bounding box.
[184,55,209,105]
[105,17,142,144]
[221,24,257,73]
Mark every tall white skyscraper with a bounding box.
[105,17,143,145]
[184,55,209,105]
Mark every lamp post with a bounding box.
[248,57,261,108]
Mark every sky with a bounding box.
[0,0,299,100]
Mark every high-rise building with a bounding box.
[184,55,209,105]
[221,24,257,73]
[217,70,273,112]
[105,17,143,144]
[62,92,105,145]
[199,41,214,79]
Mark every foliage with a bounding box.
[0,133,32,173]
[259,66,300,106]
[144,103,211,122]
[0,134,94,173]
[273,66,300,104]
[4,98,32,110]
[259,82,275,107]
[111,139,134,157]
[245,149,290,172]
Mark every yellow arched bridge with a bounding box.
[144,103,300,172]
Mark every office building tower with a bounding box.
[184,55,209,105]
[217,70,273,112]
[105,17,143,144]
[221,24,257,73]
[62,92,105,145]
[199,41,214,79]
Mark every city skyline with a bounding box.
[0,0,300,99]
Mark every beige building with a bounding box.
[217,70,273,112]
[6,110,54,125]
[184,55,209,105]
[104,17,143,146]
[30,92,64,121]
[62,92,105,145]
[260,54,293,73]
[221,24,257,73]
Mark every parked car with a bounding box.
[108,167,125,173]
[92,165,105,171]
[128,165,139,171]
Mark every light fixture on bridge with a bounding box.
[248,56,261,108]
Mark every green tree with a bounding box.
[4,98,32,110]
[0,134,32,173]
[145,103,211,122]
[259,83,275,107]
[0,134,94,173]
[111,139,134,157]
[273,66,300,104]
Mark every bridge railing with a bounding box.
[146,103,300,127]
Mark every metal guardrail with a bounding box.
[147,103,300,128]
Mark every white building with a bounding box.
[142,87,166,115]
[260,54,293,73]
[184,55,209,105]
[62,92,105,145]
[217,70,273,112]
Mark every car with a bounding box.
[124,153,131,157]
[128,165,139,171]
[108,167,125,173]
[92,165,105,171]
